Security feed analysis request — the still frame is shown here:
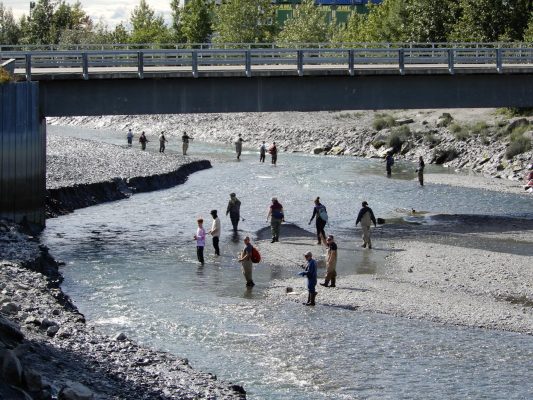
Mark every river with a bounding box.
[42,126,533,399]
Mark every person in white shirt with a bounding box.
[208,210,221,256]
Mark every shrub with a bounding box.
[497,107,533,117]
[506,137,532,159]
[372,114,396,131]
[388,125,411,151]
[471,121,489,136]
[509,125,529,140]
[0,67,13,84]
[424,133,441,147]
[450,123,470,141]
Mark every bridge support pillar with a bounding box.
[0,82,46,229]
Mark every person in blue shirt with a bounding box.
[299,251,317,306]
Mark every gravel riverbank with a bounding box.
[260,222,533,335]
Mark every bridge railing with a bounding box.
[2,46,533,80]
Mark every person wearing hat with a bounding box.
[299,251,318,306]
[320,235,337,287]
[356,201,377,249]
[267,197,284,243]
[226,193,242,233]
[182,131,193,155]
[208,210,221,256]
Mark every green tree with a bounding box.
[170,0,184,42]
[28,0,55,44]
[332,11,367,43]
[54,1,93,45]
[129,0,172,44]
[0,3,21,45]
[214,0,276,44]
[404,0,458,42]
[360,0,409,42]
[276,0,330,44]
[524,13,533,41]
[181,0,212,44]
[111,22,130,43]
[450,0,508,41]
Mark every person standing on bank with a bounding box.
[226,193,241,233]
[269,142,278,165]
[182,132,192,155]
[193,218,206,265]
[320,235,337,288]
[238,236,255,288]
[417,156,425,186]
[267,197,284,243]
[235,134,245,160]
[139,131,148,150]
[299,251,317,306]
[308,197,328,245]
[356,201,377,249]
[208,210,221,256]
[259,141,267,163]
[127,129,134,147]
[385,152,394,177]
[159,131,167,153]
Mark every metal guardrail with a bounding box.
[1,46,533,81]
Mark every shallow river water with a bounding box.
[43,126,533,399]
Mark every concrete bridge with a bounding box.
[1,44,533,227]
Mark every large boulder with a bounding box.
[0,349,23,386]
[58,381,94,400]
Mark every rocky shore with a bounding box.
[1,136,245,398]
[46,135,211,217]
[48,108,533,188]
[261,220,533,335]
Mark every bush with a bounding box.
[0,67,13,84]
[424,133,441,147]
[388,125,411,151]
[497,107,533,117]
[471,121,489,136]
[450,123,470,141]
[372,114,396,131]
[506,137,532,159]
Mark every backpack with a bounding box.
[318,205,328,222]
[251,247,261,263]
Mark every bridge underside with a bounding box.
[40,73,533,117]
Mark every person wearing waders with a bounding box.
[269,142,278,165]
[320,235,337,287]
[385,152,394,177]
[193,218,206,265]
[208,210,221,256]
[235,134,245,160]
[182,132,192,155]
[267,197,284,243]
[259,141,267,163]
[238,236,255,287]
[226,193,241,233]
[356,201,377,249]
[127,129,134,146]
[299,251,317,306]
[417,156,425,186]
[139,131,148,150]
[159,131,167,153]
[308,197,327,245]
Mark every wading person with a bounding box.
[320,235,337,288]
[226,193,241,233]
[127,129,133,147]
[299,251,317,306]
[385,152,394,177]
[159,131,167,153]
[182,131,192,155]
[269,142,278,165]
[139,131,148,150]
[259,141,267,163]
[208,210,221,256]
[235,134,245,160]
[193,218,206,265]
[238,236,255,287]
[308,197,328,245]
[267,197,284,243]
[417,156,425,186]
[356,201,377,249]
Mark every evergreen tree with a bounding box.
[276,0,330,44]
[214,0,276,44]
[181,0,212,44]
[129,0,172,44]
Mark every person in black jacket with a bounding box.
[355,201,377,249]
[308,197,327,245]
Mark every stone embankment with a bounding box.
[1,136,245,398]
[46,135,211,217]
[49,108,533,186]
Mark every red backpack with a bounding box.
[251,247,261,263]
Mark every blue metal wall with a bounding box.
[0,82,45,228]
